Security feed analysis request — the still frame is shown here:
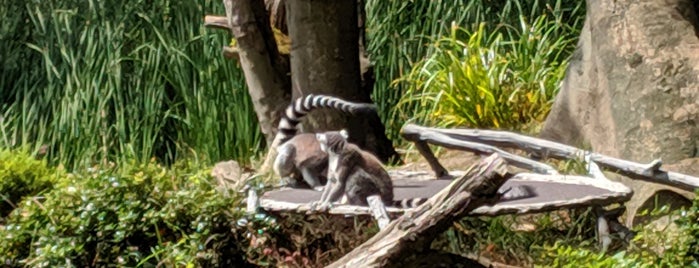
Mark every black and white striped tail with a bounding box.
[276,94,376,144]
[392,198,427,209]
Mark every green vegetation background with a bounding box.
[1,0,697,266]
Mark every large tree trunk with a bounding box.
[224,0,290,146]
[539,0,699,225]
[285,0,398,163]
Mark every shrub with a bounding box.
[539,193,699,267]
[395,15,576,131]
[0,159,250,267]
[0,149,60,218]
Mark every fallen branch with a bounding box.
[327,153,511,267]
[401,126,559,175]
[402,124,699,191]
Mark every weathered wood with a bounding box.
[223,0,290,147]
[401,126,558,175]
[204,15,230,30]
[246,188,259,214]
[367,195,390,230]
[413,140,449,179]
[402,124,699,191]
[595,206,634,252]
[326,154,510,267]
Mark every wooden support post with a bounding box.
[413,140,449,179]
[247,187,260,214]
[595,206,634,252]
[367,195,390,230]
[327,153,511,267]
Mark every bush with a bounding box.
[395,15,577,131]
[0,149,60,218]
[539,193,699,267]
[0,159,251,267]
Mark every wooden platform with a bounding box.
[259,170,632,216]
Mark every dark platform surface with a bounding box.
[260,172,632,215]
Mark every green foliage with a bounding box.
[0,159,250,267]
[539,195,699,267]
[366,0,584,136]
[0,0,261,170]
[394,15,577,131]
[0,149,60,218]
[434,208,597,265]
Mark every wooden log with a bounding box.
[204,15,230,30]
[402,124,699,191]
[401,126,559,175]
[327,153,511,267]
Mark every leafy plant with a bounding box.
[539,193,699,267]
[366,0,584,138]
[0,149,61,218]
[0,159,250,267]
[394,13,576,131]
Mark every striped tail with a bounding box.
[392,198,427,209]
[276,94,376,144]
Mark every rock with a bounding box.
[541,0,699,163]
[540,0,699,224]
[211,160,245,194]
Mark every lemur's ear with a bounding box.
[340,129,349,139]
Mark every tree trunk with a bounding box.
[224,0,290,146]
[285,0,399,163]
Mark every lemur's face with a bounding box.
[316,130,349,153]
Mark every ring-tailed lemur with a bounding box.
[272,94,376,191]
[311,130,426,211]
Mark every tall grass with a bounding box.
[0,0,261,170]
[366,0,585,137]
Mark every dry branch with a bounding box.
[327,153,511,267]
[203,15,230,30]
[402,124,699,191]
[401,125,558,175]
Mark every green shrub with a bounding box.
[0,149,60,218]
[395,14,576,131]
[0,160,250,267]
[539,194,699,267]
[366,0,584,138]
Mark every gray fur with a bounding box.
[312,130,428,209]
[272,95,376,190]
[313,130,394,210]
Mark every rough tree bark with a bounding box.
[224,0,290,146]
[285,0,399,163]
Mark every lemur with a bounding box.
[272,94,376,191]
[312,130,426,211]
